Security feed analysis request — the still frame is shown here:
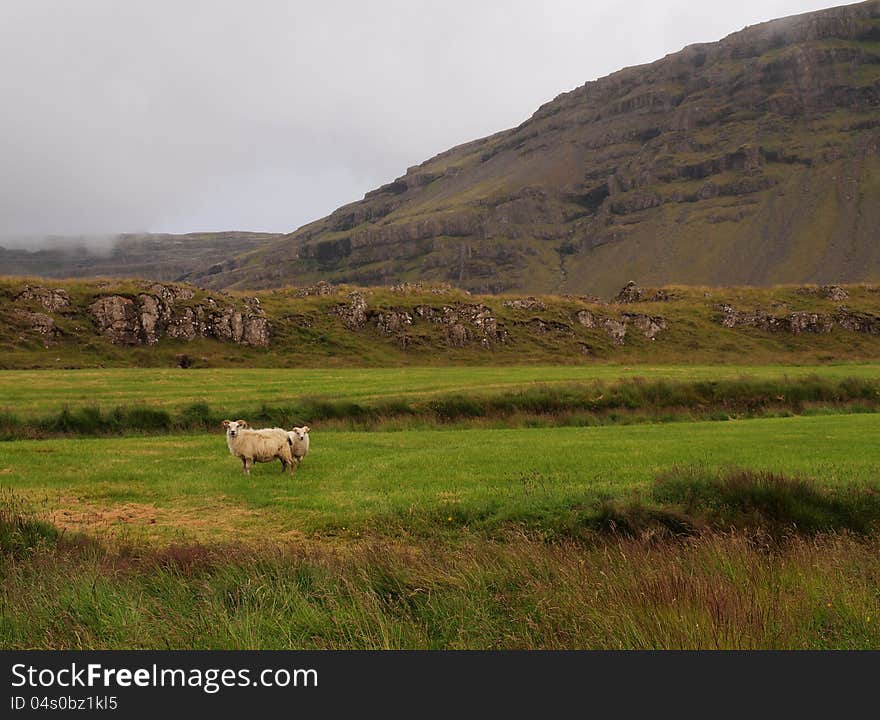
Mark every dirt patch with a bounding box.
[46,495,303,544]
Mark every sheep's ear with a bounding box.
[222,420,230,428]
[237,419,249,427]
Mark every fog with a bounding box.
[0,0,835,249]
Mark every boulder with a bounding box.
[88,296,141,344]
[625,313,668,339]
[376,310,413,336]
[503,297,547,311]
[15,285,71,312]
[336,292,369,330]
[13,309,58,345]
[614,281,643,304]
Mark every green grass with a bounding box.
[3,363,880,419]
[2,414,878,541]
[3,399,880,648]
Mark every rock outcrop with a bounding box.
[503,297,547,311]
[87,284,270,346]
[795,285,850,301]
[14,285,71,312]
[12,309,59,345]
[716,304,880,335]
[293,281,336,297]
[575,308,668,344]
[335,292,369,330]
[334,293,509,349]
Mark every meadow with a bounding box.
[3,364,880,440]
[2,364,880,649]
[2,414,879,541]
[5,363,880,417]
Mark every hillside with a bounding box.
[192,1,880,297]
[4,276,880,368]
[0,232,279,282]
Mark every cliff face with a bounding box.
[194,1,880,297]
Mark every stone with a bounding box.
[625,313,668,339]
[576,310,597,328]
[821,285,849,301]
[336,292,369,330]
[14,285,71,312]
[614,281,643,304]
[789,311,835,334]
[834,308,880,335]
[88,296,141,344]
[601,317,629,345]
[376,310,413,336]
[13,309,58,345]
[87,284,270,347]
[503,297,547,311]
[795,285,849,301]
[293,281,335,297]
[715,303,880,336]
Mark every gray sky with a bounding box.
[0,0,837,246]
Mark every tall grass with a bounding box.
[2,481,880,650]
[2,528,879,649]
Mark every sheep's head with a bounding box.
[222,419,249,437]
[289,426,310,442]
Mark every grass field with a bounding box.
[2,414,879,542]
[2,363,880,649]
[4,364,880,417]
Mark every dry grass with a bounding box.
[2,529,879,649]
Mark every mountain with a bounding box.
[0,232,280,282]
[193,1,880,297]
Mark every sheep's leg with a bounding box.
[242,457,251,475]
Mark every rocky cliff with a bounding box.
[5,281,269,351]
[192,1,880,297]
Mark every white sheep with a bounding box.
[286,425,310,469]
[222,419,295,475]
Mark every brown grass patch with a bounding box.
[41,495,304,544]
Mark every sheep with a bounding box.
[286,425,310,469]
[222,419,295,475]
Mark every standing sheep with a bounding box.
[222,419,295,475]
[286,426,310,470]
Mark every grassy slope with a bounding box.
[5,278,880,369]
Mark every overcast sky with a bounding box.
[0,0,837,247]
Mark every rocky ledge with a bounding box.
[335,292,509,349]
[716,304,880,335]
[87,284,270,346]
